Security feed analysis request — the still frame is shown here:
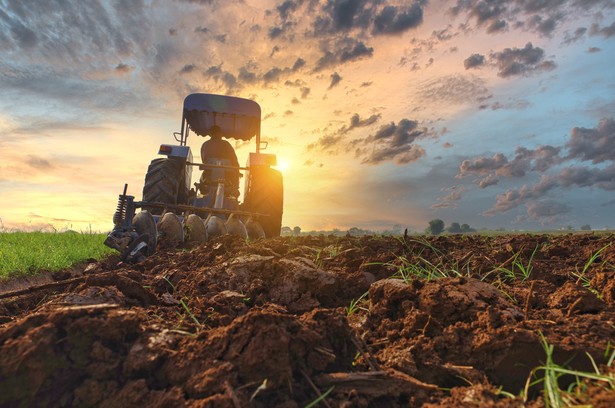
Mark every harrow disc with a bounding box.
[205,215,227,240]
[244,218,265,241]
[185,214,207,243]
[132,210,157,255]
[226,214,248,239]
[157,212,184,248]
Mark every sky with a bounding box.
[0,0,614,233]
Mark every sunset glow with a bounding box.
[0,1,614,232]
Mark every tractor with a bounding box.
[104,93,283,261]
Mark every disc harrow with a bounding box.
[104,185,268,262]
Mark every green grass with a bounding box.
[0,231,115,279]
[524,334,614,407]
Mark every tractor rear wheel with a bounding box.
[142,158,184,215]
[245,167,283,238]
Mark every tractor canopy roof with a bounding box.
[183,93,261,141]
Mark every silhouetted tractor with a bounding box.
[105,94,283,261]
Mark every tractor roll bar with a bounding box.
[180,94,262,152]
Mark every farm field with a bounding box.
[0,233,613,406]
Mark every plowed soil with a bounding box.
[1,233,614,407]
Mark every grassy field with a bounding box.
[0,232,115,279]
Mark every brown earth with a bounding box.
[1,233,614,407]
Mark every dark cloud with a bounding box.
[340,41,373,62]
[315,37,373,71]
[347,113,381,132]
[526,15,560,36]
[358,119,429,165]
[300,86,310,98]
[263,67,283,83]
[238,66,258,84]
[490,42,556,78]
[463,117,615,218]
[464,53,485,69]
[567,118,615,163]
[590,21,615,37]
[9,21,38,49]
[459,145,563,181]
[459,153,509,177]
[587,46,601,53]
[483,176,558,215]
[115,63,132,74]
[179,64,197,74]
[328,72,342,89]
[277,0,299,21]
[487,19,507,33]
[558,165,615,190]
[307,134,344,152]
[307,112,381,152]
[525,200,571,221]
[449,0,611,39]
[562,27,587,45]
[268,26,285,39]
[297,0,428,37]
[292,58,306,71]
[373,3,424,35]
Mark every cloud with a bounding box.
[115,63,133,74]
[562,27,587,45]
[315,37,374,71]
[449,0,607,38]
[26,155,53,170]
[419,74,491,106]
[463,117,615,218]
[358,119,429,165]
[328,72,342,89]
[525,200,571,223]
[590,21,615,38]
[431,186,464,209]
[483,176,558,215]
[459,145,563,182]
[567,118,615,163]
[300,86,310,98]
[179,64,197,74]
[309,0,427,37]
[372,3,425,35]
[490,42,556,78]
[307,112,382,152]
[464,53,485,69]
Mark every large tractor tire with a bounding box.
[142,158,185,215]
[245,167,283,238]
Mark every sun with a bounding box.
[276,159,290,173]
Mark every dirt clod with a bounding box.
[1,233,614,406]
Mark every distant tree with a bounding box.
[461,223,471,232]
[281,226,293,236]
[566,225,574,231]
[426,219,445,235]
[448,222,462,234]
[293,226,301,236]
[580,224,591,231]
